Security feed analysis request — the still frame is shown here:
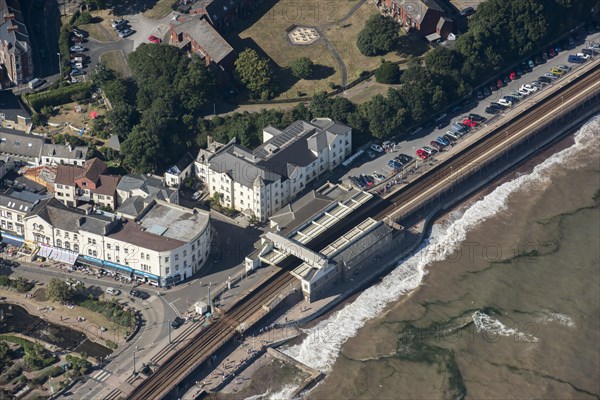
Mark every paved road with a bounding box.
[21,0,60,80]
[340,30,600,187]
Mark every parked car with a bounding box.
[485,106,499,115]
[469,113,486,122]
[70,62,83,69]
[370,143,384,153]
[388,160,401,170]
[170,317,185,329]
[509,71,517,80]
[69,46,85,53]
[550,68,564,76]
[367,150,376,159]
[373,172,385,182]
[502,75,510,85]
[436,136,450,146]
[489,102,506,110]
[483,86,492,96]
[112,19,128,29]
[430,141,443,151]
[106,287,120,296]
[528,60,535,69]
[557,64,571,72]
[445,131,460,141]
[462,118,478,127]
[148,35,161,44]
[475,89,483,99]
[416,149,429,160]
[520,84,537,93]
[537,76,551,84]
[396,154,413,164]
[534,56,544,64]
[576,52,591,60]
[517,88,530,96]
[119,28,134,38]
[548,48,556,57]
[496,79,504,89]
[568,54,584,63]
[70,68,85,76]
[130,289,150,299]
[72,27,88,37]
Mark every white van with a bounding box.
[106,287,120,296]
[28,78,44,89]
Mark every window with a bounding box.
[141,252,144,258]
[65,242,70,250]
[87,249,92,255]
[115,245,120,251]
[165,256,170,262]
[87,238,92,244]
[146,254,150,261]
[124,247,128,254]
[174,254,179,261]
[165,267,170,274]
[107,243,111,249]
[56,239,62,247]
[73,234,78,240]
[175,264,180,272]
[107,254,112,260]
[65,232,69,239]
[183,260,187,268]
[74,244,79,252]
[93,250,97,257]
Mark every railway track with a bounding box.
[127,271,295,400]
[126,63,599,400]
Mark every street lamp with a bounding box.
[57,52,62,77]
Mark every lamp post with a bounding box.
[57,52,62,77]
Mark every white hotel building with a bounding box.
[195,118,352,221]
[23,198,211,287]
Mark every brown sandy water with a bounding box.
[278,116,600,400]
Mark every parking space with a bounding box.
[112,12,177,51]
[342,28,600,192]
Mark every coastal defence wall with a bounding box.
[279,78,600,329]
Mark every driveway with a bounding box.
[117,11,177,51]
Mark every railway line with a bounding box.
[126,62,599,399]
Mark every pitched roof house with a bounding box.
[169,16,236,73]
[379,0,452,39]
[0,0,33,86]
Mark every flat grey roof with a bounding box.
[138,202,210,242]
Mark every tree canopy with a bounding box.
[375,61,401,84]
[357,14,400,56]
[235,49,273,97]
[290,57,314,79]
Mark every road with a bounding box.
[20,0,60,80]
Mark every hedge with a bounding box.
[0,335,35,350]
[25,82,93,111]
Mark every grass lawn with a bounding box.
[322,1,405,82]
[227,0,361,99]
[80,10,120,42]
[143,0,177,19]
[100,50,131,78]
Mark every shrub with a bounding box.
[290,57,314,79]
[357,14,400,56]
[25,82,93,112]
[375,61,401,84]
[76,12,93,25]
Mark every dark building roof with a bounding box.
[398,0,444,24]
[0,187,48,214]
[0,129,43,159]
[31,198,115,235]
[171,17,234,63]
[0,89,31,124]
[166,151,194,176]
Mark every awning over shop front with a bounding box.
[78,256,133,275]
[0,233,24,247]
[52,248,78,265]
[37,244,53,258]
[132,269,160,281]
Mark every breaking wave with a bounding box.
[283,115,599,374]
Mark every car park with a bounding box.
[70,46,85,53]
[416,149,429,159]
[148,35,161,44]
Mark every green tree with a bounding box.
[121,124,162,173]
[176,57,215,113]
[235,49,272,96]
[90,62,116,85]
[46,278,73,304]
[290,57,314,79]
[357,14,400,56]
[374,61,400,84]
[105,103,139,140]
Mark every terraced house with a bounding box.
[0,0,33,86]
[195,118,352,221]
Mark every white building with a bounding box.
[164,152,195,188]
[195,118,352,221]
[24,198,211,286]
[0,187,48,245]
[0,129,88,166]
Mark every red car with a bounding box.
[496,79,504,89]
[416,149,430,160]
[148,35,161,44]
[462,119,478,128]
[509,71,517,80]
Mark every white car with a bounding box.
[576,52,591,60]
[370,143,384,153]
[373,172,385,182]
[557,64,571,72]
[498,98,512,107]
[69,46,85,53]
[70,62,83,69]
[520,84,537,93]
[106,287,120,296]
[517,88,529,96]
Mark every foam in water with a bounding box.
[472,311,539,343]
[283,115,600,375]
[268,385,299,400]
[536,311,576,328]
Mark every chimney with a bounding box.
[78,216,86,226]
[3,13,15,23]
[207,135,213,147]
